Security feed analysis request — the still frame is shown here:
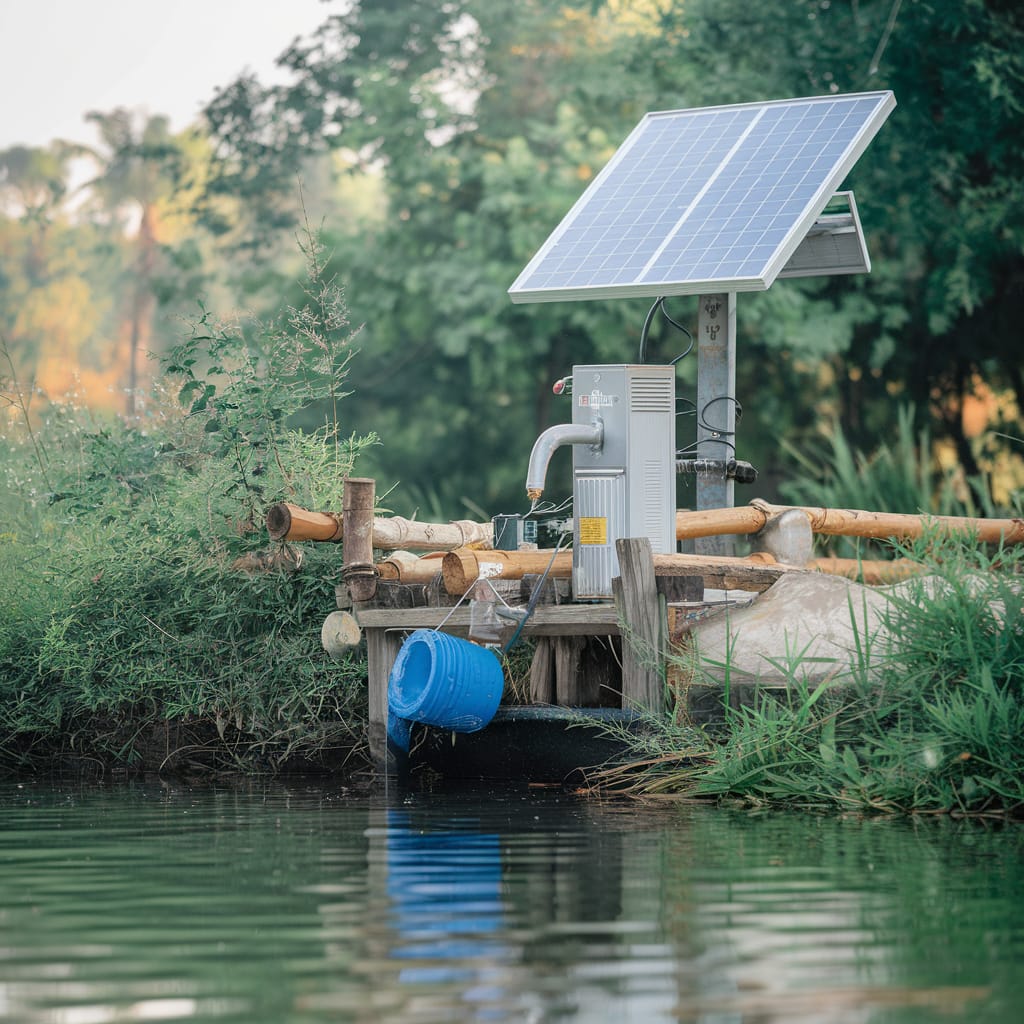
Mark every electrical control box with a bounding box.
[571,364,676,598]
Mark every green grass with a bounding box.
[607,535,1024,815]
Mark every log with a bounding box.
[442,547,572,596]
[675,501,1024,545]
[266,501,493,550]
[320,610,362,660]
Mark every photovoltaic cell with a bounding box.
[508,91,895,303]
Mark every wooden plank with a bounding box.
[656,575,704,602]
[613,537,663,712]
[554,636,585,705]
[579,636,620,706]
[529,638,555,703]
[653,551,793,593]
[354,603,620,636]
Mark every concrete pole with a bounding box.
[695,293,737,556]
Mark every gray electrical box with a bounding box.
[571,364,676,598]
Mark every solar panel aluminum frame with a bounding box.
[778,190,870,278]
[508,91,896,304]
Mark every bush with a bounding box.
[0,227,375,774]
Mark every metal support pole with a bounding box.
[695,293,737,556]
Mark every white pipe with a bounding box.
[526,420,603,500]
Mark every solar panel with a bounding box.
[508,91,895,304]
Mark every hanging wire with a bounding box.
[698,395,743,433]
[501,529,572,655]
[524,494,573,519]
[676,396,698,419]
[638,296,694,364]
[677,395,743,457]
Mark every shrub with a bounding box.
[0,226,375,774]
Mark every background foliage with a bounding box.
[2,0,1021,521]
[0,238,373,773]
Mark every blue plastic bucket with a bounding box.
[388,630,504,751]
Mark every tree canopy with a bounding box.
[2,0,1021,515]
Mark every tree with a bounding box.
[202,0,1023,515]
[203,0,699,515]
[81,109,190,415]
[647,0,1024,497]
[0,143,108,398]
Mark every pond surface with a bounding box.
[0,778,1020,1023]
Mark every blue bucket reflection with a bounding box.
[385,810,506,987]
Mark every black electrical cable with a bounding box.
[638,296,695,365]
[698,395,743,432]
[637,296,661,363]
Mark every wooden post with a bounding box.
[529,638,556,703]
[364,626,403,773]
[554,636,586,706]
[612,537,663,712]
[342,477,377,603]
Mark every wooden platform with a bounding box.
[356,602,624,772]
[350,537,718,774]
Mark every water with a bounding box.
[0,779,1020,1023]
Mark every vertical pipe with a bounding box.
[695,293,737,557]
[342,477,377,603]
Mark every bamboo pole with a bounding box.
[267,503,342,542]
[442,548,573,595]
[675,501,1024,545]
[375,550,446,583]
[266,501,493,550]
[342,478,377,603]
[809,557,927,584]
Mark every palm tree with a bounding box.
[82,109,186,415]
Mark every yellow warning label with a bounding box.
[578,517,608,545]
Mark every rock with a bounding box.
[689,572,895,686]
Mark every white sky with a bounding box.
[0,0,337,150]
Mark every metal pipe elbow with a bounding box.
[526,420,604,500]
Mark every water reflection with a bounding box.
[384,813,505,980]
[0,780,1018,1023]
